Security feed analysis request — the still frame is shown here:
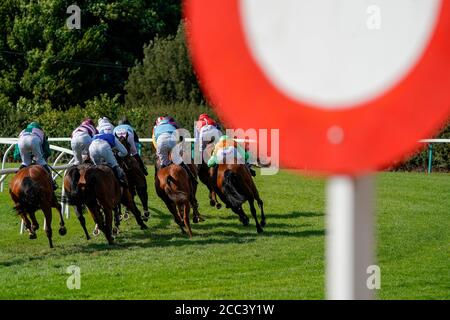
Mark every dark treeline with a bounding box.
[0,0,448,169]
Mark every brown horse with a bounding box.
[116,134,150,220]
[74,164,120,244]
[213,164,266,233]
[9,165,67,248]
[64,163,148,242]
[155,160,202,237]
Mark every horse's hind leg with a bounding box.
[212,191,222,209]
[22,214,37,239]
[75,205,90,240]
[122,190,148,230]
[137,186,150,220]
[249,199,263,234]
[52,196,67,236]
[29,211,39,231]
[103,207,114,245]
[182,203,192,238]
[164,198,185,234]
[190,192,203,224]
[231,206,250,226]
[113,206,121,235]
[43,207,54,248]
[257,198,265,227]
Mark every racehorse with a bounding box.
[64,163,148,242]
[9,165,67,248]
[155,159,202,237]
[115,133,150,220]
[213,164,266,233]
[74,164,120,244]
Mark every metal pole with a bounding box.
[326,175,375,300]
[427,143,433,174]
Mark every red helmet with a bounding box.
[82,118,95,127]
[198,114,216,127]
[155,116,166,126]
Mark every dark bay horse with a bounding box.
[155,160,202,237]
[75,164,120,244]
[64,164,148,242]
[213,164,266,233]
[9,165,67,248]
[116,133,150,220]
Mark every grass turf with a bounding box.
[0,168,448,299]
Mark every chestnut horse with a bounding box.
[155,160,202,237]
[9,165,67,248]
[213,164,266,233]
[116,134,150,220]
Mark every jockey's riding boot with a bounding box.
[133,154,148,176]
[246,163,257,177]
[180,162,198,185]
[113,166,128,188]
[43,165,58,190]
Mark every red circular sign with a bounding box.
[184,0,450,174]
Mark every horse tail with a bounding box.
[16,177,41,213]
[165,175,189,203]
[65,167,81,205]
[222,170,246,208]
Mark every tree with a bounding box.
[125,22,204,107]
[0,0,181,109]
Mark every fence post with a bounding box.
[427,143,433,174]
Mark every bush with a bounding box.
[125,22,203,107]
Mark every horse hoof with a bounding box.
[140,224,148,230]
[29,234,37,240]
[33,225,39,231]
[142,216,149,222]
[59,227,67,236]
[93,228,100,236]
[241,218,250,226]
[216,203,222,209]
[209,200,216,207]
[123,212,130,221]
[143,211,150,218]
[261,220,266,228]
[257,227,264,234]
[193,217,199,224]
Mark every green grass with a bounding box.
[0,168,448,299]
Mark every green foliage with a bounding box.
[0,0,181,109]
[125,23,203,107]
[395,121,450,172]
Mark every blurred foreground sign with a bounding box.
[185,0,450,174]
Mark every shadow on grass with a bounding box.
[0,209,324,267]
[216,210,324,220]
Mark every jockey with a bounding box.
[114,117,148,176]
[88,131,128,186]
[71,118,98,165]
[207,135,256,177]
[14,122,57,189]
[97,117,114,134]
[152,116,197,183]
[194,113,222,159]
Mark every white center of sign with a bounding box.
[240,0,441,109]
